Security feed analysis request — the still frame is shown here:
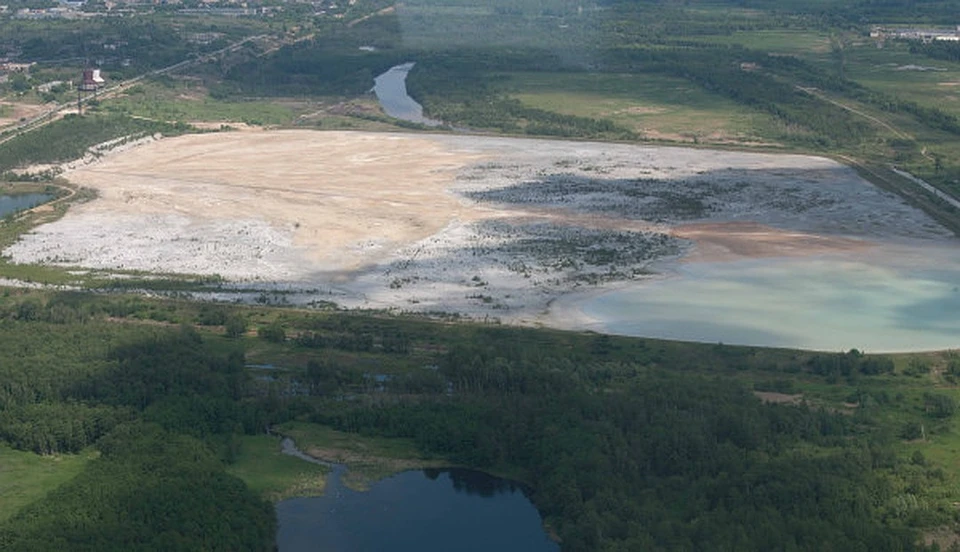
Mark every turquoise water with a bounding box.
[577,244,960,352]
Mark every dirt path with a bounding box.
[796,86,910,140]
[19,183,77,217]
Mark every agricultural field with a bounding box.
[686,29,835,55]
[842,42,960,119]
[504,72,782,144]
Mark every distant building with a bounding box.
[37,80,68,93]
[79,68,104,91]
[0,62,34,73]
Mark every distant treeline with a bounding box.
[911,40,960,63]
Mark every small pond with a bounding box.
[373,62,442,127]
[0,193,54,218]
[276,467,559,552]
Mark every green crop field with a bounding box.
[842,43,960,119]
[506,71,782,144]
[689,29,834,55]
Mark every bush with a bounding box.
[904,358,930,377]
[257,322,285,343]
[224,314,247,338]
[900,421,923,440]
[924,393,957,419]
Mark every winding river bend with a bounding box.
[373,62,442,127]
[276,438,558,552]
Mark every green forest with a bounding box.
[0,292,959,550]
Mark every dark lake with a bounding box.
[0,193,53,218]
[276,467,560,552]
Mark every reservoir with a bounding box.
[373,63,442,126]
[276,467,559,552]
[0,193,53,218]
[571,243,960,353]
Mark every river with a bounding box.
[276,438,558,552]
[372,62,442,127]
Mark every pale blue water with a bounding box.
[373,62,442,127]
[575,244,960,352]
[276,468,559,552]
[0,193,53,217]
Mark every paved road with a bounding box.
[892,167,960,210]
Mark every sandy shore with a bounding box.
[5,129,954,322]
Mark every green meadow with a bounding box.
[0,444,94,522]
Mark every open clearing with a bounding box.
[5,129,954,321]
[505,72,781,145]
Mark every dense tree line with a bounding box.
[0,310,279,549]
[318,353,947,551]
[0,424,276,551]
[212,40,402,98]
[912,41,960,64]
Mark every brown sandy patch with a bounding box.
[0,101,46,127]
[187,122,263,131]
[615,106,667,115]
[754,391,804,405]
[640,129,692,142]
[924,527,960,550]
[60,130,485,271]
[673,221,872,262]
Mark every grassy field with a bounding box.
[0,444,94,522]
[843,42,960,119]
[225,434,329,502]
[505,71,782,144]
[102,81,296,126]
[277,421,448,491]
[688,29,834,55]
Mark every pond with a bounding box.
[0,193,54,218]
[373,62,442,127]
[276,464,559,552]
[570,243,960,353]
